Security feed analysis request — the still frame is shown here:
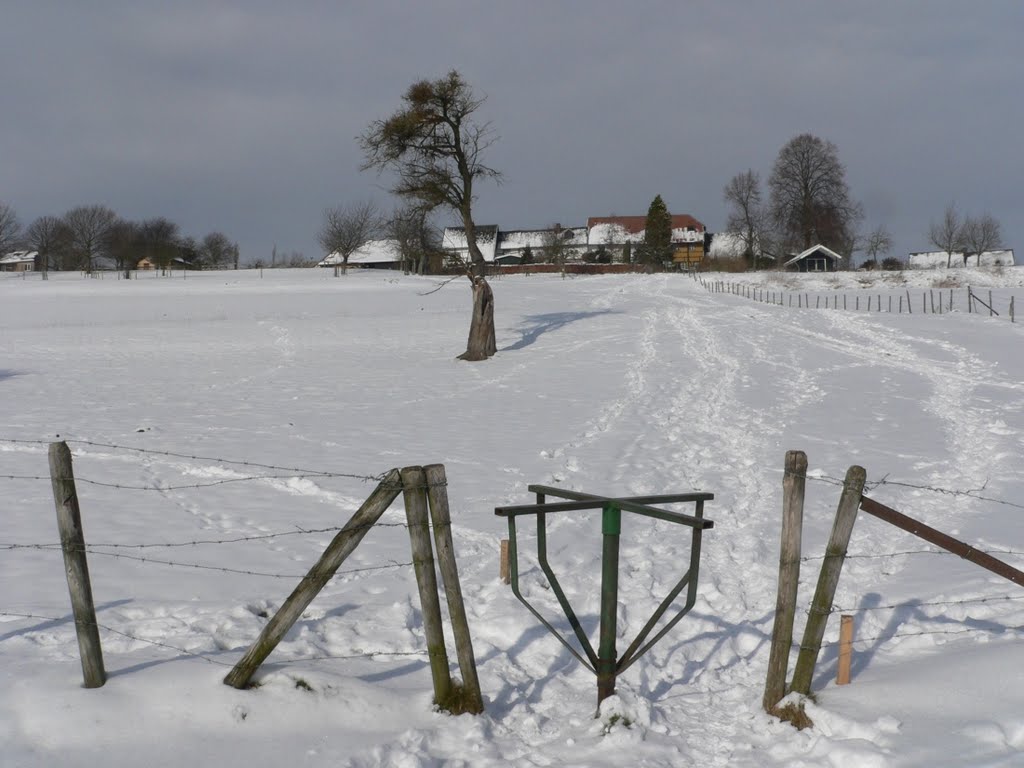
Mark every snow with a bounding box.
[908,250,1016,269]
[2,266,1024,766]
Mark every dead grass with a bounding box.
[770,700,814,730]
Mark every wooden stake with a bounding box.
[790,465,867,695]
[424,464,484,713]
[763,450,807,712]
[836,615,853,685]
[49,441,106,688]
[500,539,510,584]
[401,466,452,706]
[223,469,403,689]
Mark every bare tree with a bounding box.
[317,200,381,276]
[961,213,1002,266]
[928,203,965,268]
[26,215,73,274]
[360,70,501,361]
[540,223,575,278]
[138,217,181,274]
[62,205,118,272]
[862,224,893,267]
[723,170,769,269]
[107,219,142,278]
[769,134,862,253]
[387,205,439,275]
[198,232,240,270]
[0,202,22,254]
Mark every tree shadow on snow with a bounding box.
[0,369,22,383]
[499,310,619,352]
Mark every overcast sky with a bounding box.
[3,2,1021,265]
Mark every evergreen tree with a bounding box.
[520,244,534,264]
[637,195,673,267]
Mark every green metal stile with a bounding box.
[496,487,714,709]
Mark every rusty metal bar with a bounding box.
[860,495,1024,588]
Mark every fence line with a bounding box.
[696,275,1018,324]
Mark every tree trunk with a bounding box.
[458,276,496,361]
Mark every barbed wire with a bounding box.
[799,547,1024,562]
[0,521,416,552]
[798,624,1024,652]
[782,468,1024,512]
[0,611,428,667]
[809,593,1024,615]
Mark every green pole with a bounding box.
[597,503,622,708]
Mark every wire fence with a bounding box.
[1,437,449,674]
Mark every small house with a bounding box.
[783,245,843,272]
[0,250,38,272]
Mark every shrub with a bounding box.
[880,257,903,271]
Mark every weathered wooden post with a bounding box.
[423,463,484,714]
[49,441,106,688]
[499,539,510,584]
[224,469,403,689]
[763,450,807,712]
[790,465,866,695]
[401,466,452,707]
[836,615,854,685]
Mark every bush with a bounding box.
[880,257,903,271]
[861,259,878,271]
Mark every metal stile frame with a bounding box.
[495,485,714,707]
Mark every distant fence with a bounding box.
[698,275,1017,323]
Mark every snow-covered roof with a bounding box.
[782,244,844,268]
[441,226,499,261]
[498,227,588,251]
[0,250,38,265]
[319,239,401,266]
[908,249,1015,269]
[586,215,704,247]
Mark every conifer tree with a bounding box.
[636,195,673,267]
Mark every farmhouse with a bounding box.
[441,214,706,267]
[783,244,843,272]
[0,250,38,272]
[908,249,1016,269]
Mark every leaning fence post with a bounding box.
[790,465,866,696]
[223,468,403,689]
[763,450,807,712]
[424,463,484,714]
[49,441,106,688]
[401,466,452,707]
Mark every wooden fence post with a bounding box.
[836,615,853,685]
[49,441,106,688]
[790,465,867,696]
[500,539,510,584]
[223,468,403,689]
[401,466,452,707]
[424,464,484,714]
[763,450,807,712]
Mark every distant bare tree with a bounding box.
[769,134,862,253]
[928,203,965,268]
[139,217,181,273]
[540,223,575,277]
[388,205,439,275]
[107,219,142,278]
[62,205,118,272]
[961,213,1003,266]
[25,215,73,274]
[723,170,769,269]
[318,200,382,275]
[198,232,239,270]
[0,202,22,254]
[862,224,893,267]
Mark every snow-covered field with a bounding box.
[2,267,1023,767]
